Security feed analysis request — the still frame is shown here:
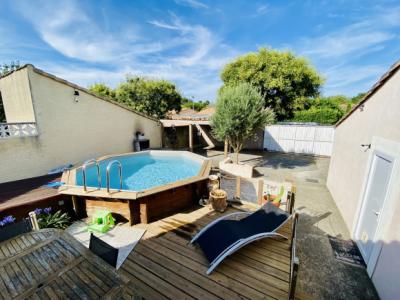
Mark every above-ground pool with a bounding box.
[60,151,211,224]
[75,152,202,192]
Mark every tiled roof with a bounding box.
[168,106,215,121]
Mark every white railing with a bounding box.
[0,122,38,139]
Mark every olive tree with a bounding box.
[211,83,275,163]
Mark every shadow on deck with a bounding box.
[119,204,312,300]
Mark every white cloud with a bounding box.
[149,15,215,66]
[295,6,400,61]
[301,31,395,59]
[290,6,400,96]
[323,64,387,95]
[256,5,269,15]
[11,1,237,100]
[16,1,123,62]
[174,0,208,9]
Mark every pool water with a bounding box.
[76,153,202,191]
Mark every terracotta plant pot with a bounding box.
[210,189,228,212]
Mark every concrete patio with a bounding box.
[201,150,379,300]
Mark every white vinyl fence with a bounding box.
[263,124,335,156]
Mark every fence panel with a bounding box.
[264,124,334,156]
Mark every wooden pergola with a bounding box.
[160,119,214,151]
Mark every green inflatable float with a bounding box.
[88,210,115,233]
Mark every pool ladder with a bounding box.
[82,159,101,191]
[81,158,123,193]
[106,160,123,193]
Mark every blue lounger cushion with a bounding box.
[43,181,65,188]
[196,202,290,264]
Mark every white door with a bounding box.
[356,151,393,268]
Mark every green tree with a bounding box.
[211,83,275,163]
[88,83,116,100]
[221,48,323,120]
[351,92,366,104]
[0,61,20,77]
[181,98,210,111]
[115,76,182,118]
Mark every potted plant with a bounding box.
[210,189,228,212]
[0,215,32,242]
[35,207,71,229]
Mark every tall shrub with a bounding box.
[292,107,344,124]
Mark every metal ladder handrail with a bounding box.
[106,160,123,193]
[82,159,101,191]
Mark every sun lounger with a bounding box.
[190,202,294,274]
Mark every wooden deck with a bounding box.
[119,204,303,300]
[0,174,72,220]
[0,229,128,299]
[0,204,310,299]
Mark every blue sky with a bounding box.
[1,0,399,101]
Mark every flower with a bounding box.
[3,215,15,223]
[34,208,43,215]
[0,215,16,227]
[44,207,52,214]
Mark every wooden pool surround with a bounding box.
[59,151,212,225]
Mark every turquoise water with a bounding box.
[75,153,201,191]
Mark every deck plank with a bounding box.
[0,230,127,299]
[118,205,295,300]
[0,205,309,299]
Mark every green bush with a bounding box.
[292,107,344,124]
[35,208,71,229]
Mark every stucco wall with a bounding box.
[327,69,400,230]
[0,68,35,122]
[327,68,400,299]
[0,66,161,183]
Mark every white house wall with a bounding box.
[327,67,400,299]
[0,66,162,183]
[0,68,36,123]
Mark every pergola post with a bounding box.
[189,124,193,151]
